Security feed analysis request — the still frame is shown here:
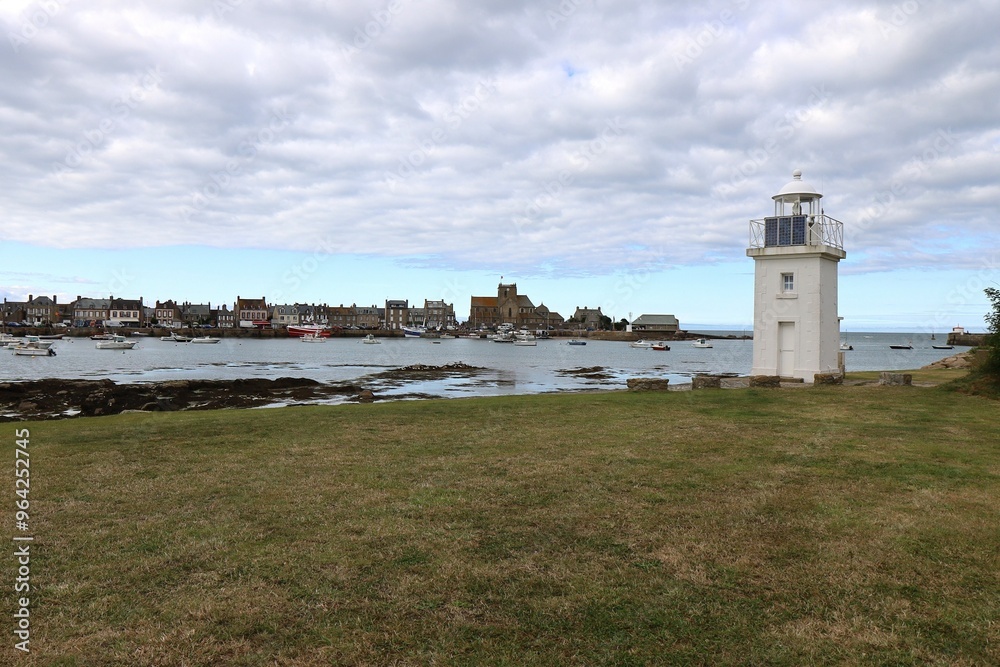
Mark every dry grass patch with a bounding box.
[4,387,999,665]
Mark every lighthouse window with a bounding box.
[782,273,795,293]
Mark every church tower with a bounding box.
[746,170,846,382]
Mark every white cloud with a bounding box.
[0,0,997,279]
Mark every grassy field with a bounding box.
[5,379,999,665]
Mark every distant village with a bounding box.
[1,282,681,334]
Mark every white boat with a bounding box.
[13,345,56,357]
[651,342,670,351]
[513,337,537,346]
[0,333,19,347]
[439,334,456,339]
[160,333,192,342]
[190,336,221,344]
[22,335,54,349]
[567,339,587,346]
[362,334,381,344]
[840,342,853,351]
[300,333,327,343]
[629,339,653,348]
[492,331,515,343]
[96,335,138,350]
[692,338,713,348]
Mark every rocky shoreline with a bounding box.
[0,377,366,422]
[0,363,490,422]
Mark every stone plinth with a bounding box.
[878,372,912,386]
[813,373,843,385]
[692,375,722,389]
[626,378,670,391]
[749,375,781,388]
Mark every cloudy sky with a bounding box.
[2,0,998,330]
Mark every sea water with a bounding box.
[2,332,969,401]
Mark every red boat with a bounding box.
[651,342,670,351]
[286,324,331,338]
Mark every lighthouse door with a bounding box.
[778,322,795,377]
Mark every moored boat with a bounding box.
[692,338,713,348]
[889,342,913,350]
[190,336,221,344]
[629,339,652,348]
[160,332,192,342]
[300,333,326,343]
[651,342,670,351]
[287,324,331,338]
[22,335,54,349]
[402,326,426,338]
[96,335,137,350]
[567,339,587,346]
[931,344,954,350]
[13,345,56,356]
[362,334,380,344]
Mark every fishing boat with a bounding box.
[402,326,426,338]
[513,336,537,346]
[300,333,326,343]
[96,335,137,350]
[629,339,653,348]
[567,339,587,346]
[692,338,713,348]
[287,324,331,338]
[651,342,670,351]
[190,336,221,344]
[840,342,853,351]
[0,333,18,347]
[362,334,380,344]
[160,333,192,342]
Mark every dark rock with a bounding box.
[358,389,376,403]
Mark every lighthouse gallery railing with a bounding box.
[749,215,844,251]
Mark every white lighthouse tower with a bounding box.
[746,170,846,382]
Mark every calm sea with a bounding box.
[3,331,967,402]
